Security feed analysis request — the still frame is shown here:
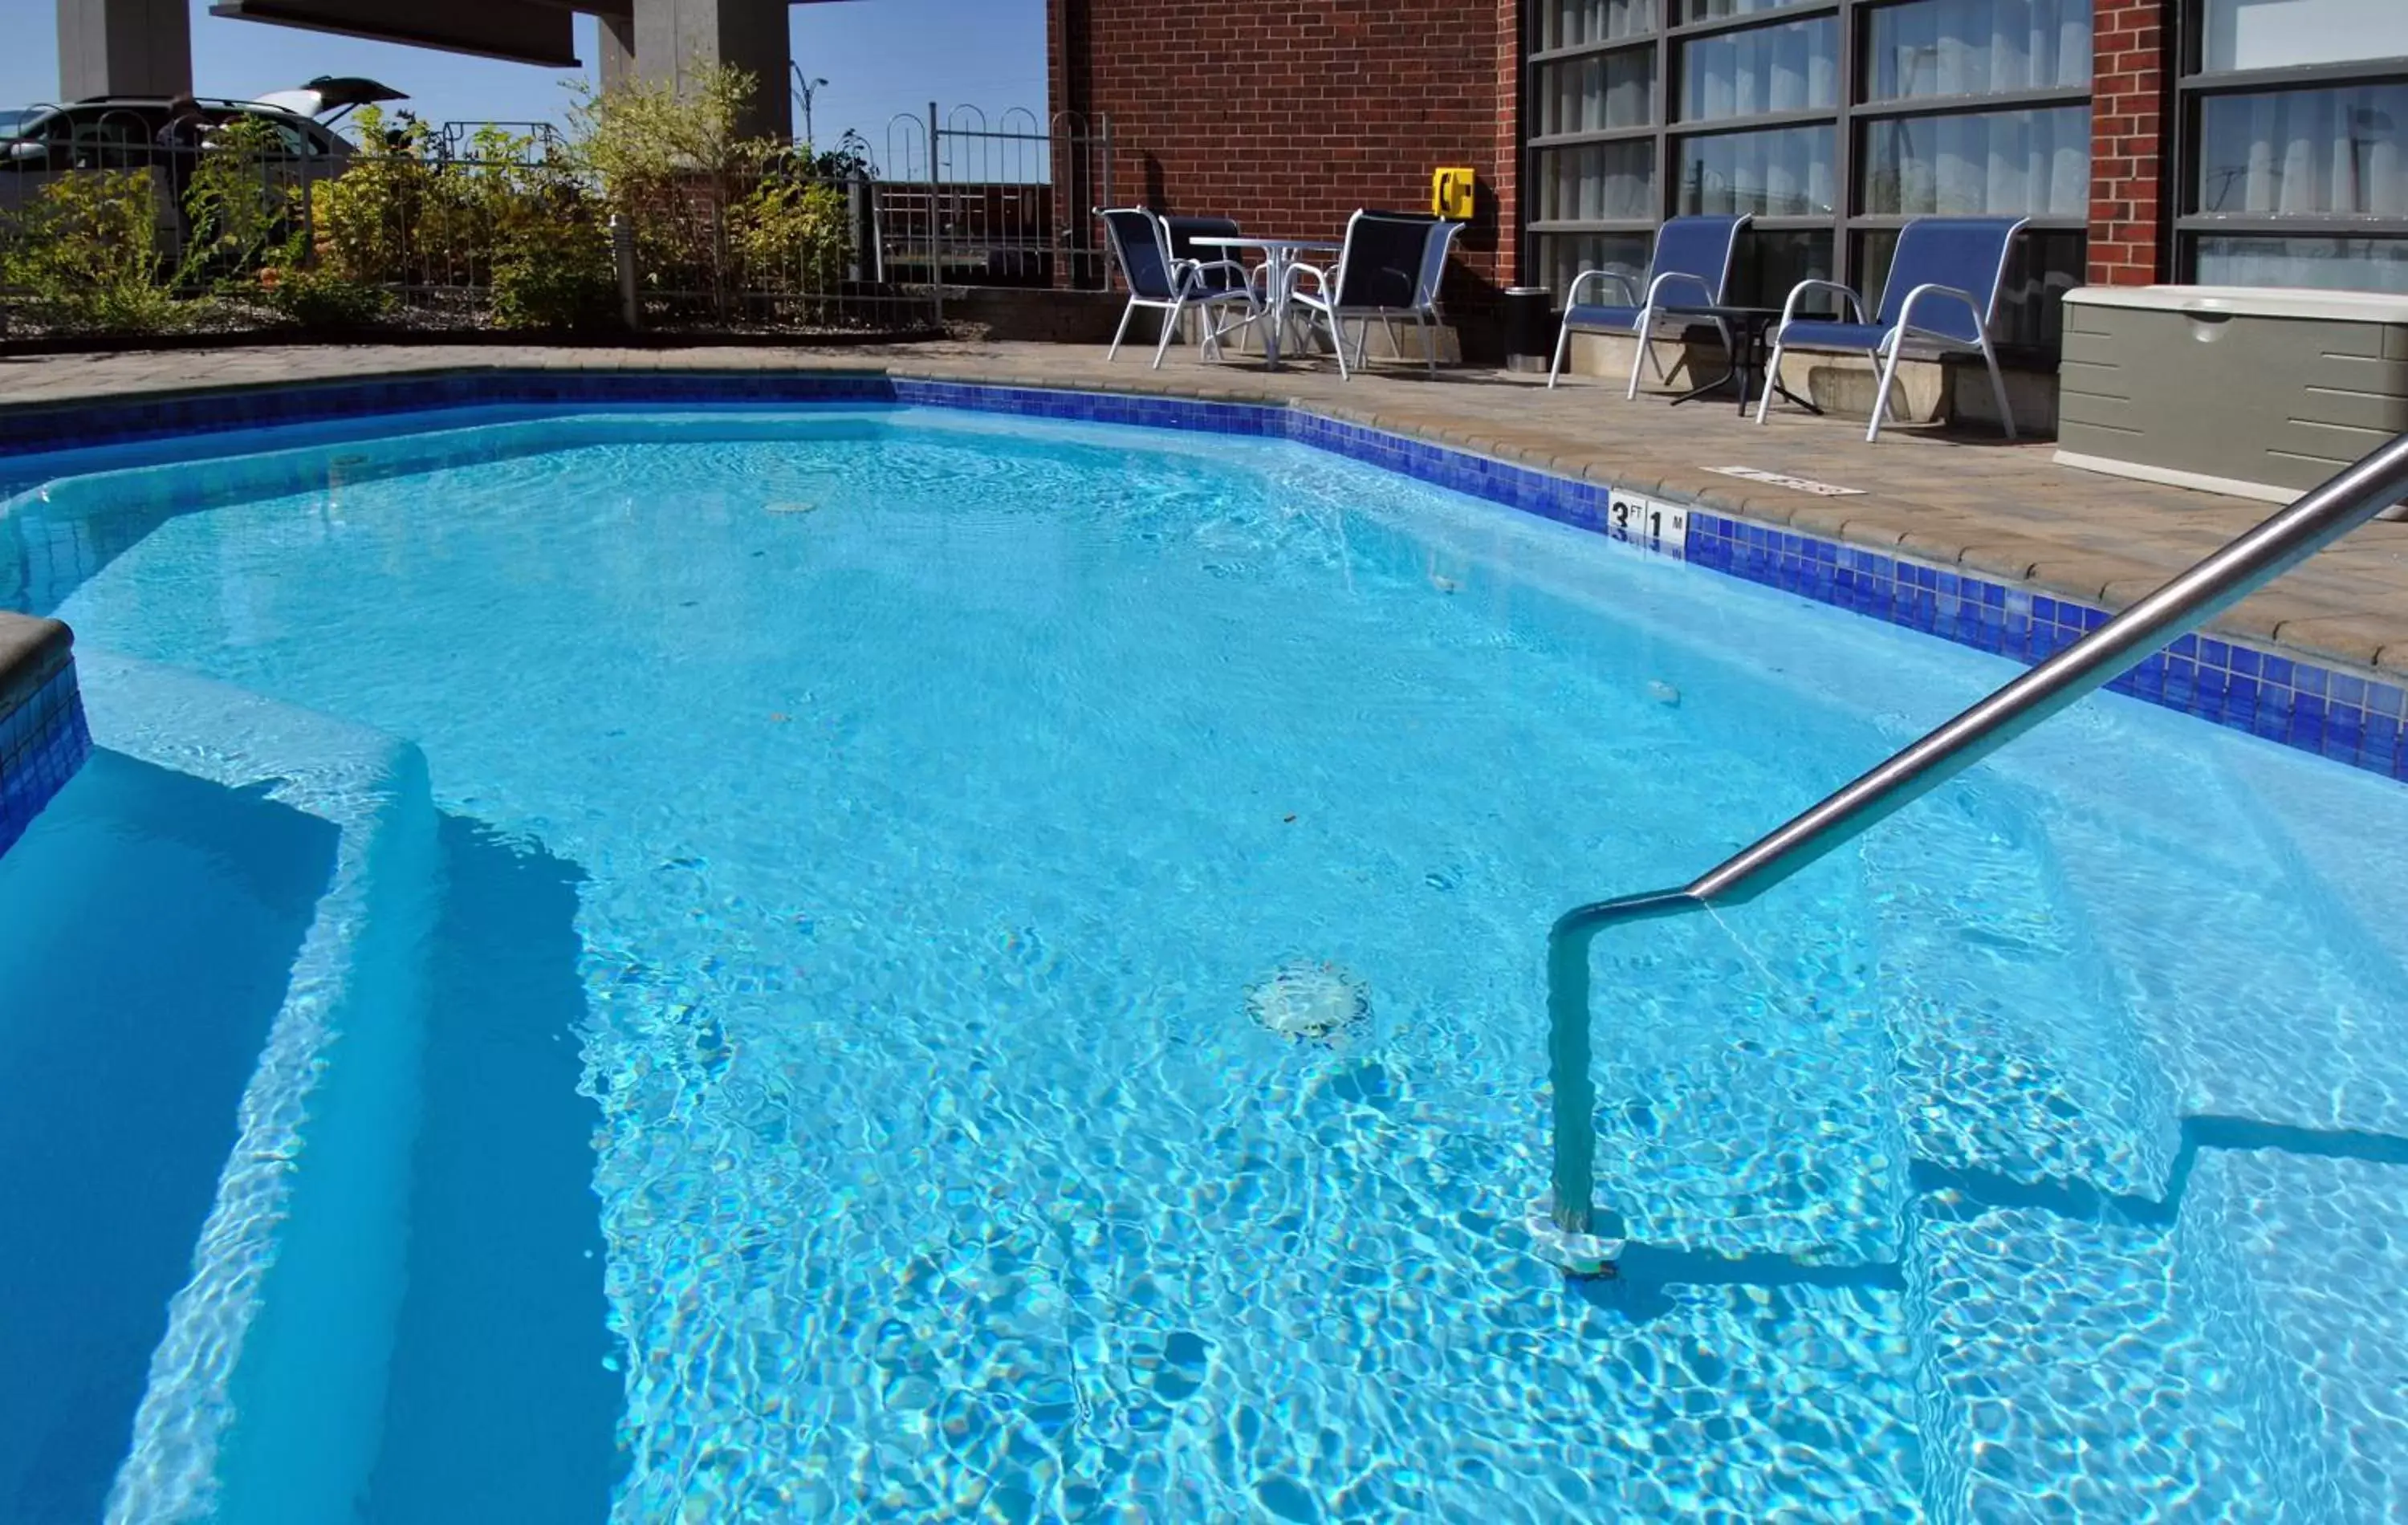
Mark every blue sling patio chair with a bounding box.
[1284,210,1463,379]
[1098,206,1261,368]
[1548,214,1750,397]
[1756,214,2029,441]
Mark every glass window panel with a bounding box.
[2196,84,2408,218]
[1676,125,1838,215]
[1679,17,1840,122]
[1863,0,2093,101]
[1538,49,1658,136]
[1539,0,1653,51]
[1859,106,2091,215]
[1858,226,2083,349]
[1536,233,1656,305]
[1727,227,1835,307]
[2192,234,2408,292]
[2203,0,2408,74]
[1679,0,1821,22]
[1536,141,1660,221]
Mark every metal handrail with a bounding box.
[1534,429,2408,1275]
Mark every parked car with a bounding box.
[0,77,405,251]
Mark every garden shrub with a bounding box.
[0,169,183,333]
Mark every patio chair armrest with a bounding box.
[1775,279,1867,330]
[1642,270,1718,310]
[1178,258,1257,296]
[1892,283,1988,344]
[1565,269,1640,307]
[1284,261,1330,298]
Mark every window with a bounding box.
[1526,0,2092,356]
[2201,0,2408,74]
[1859,106,2091,216]
[2178,4,2408,291]
[1863,0,2093,100]
[1678,18,1840,122]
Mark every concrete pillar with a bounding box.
[597,12,638,93]
[632,0,790,140]
[55,0,192,101]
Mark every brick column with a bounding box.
[1493,0,1520,290]
[2087,0,2174,285]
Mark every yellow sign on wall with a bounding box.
[1431,167,1476,219]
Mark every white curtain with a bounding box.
[1865,108,2089,214]
[2196,237,2408,293]
[1681,18,1837,122]
[2202,85,2408,217]
[1867,0,2092,100]
[1682,128,1837,217]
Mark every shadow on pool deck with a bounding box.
[362,815,624,1524]
[0,750,337,1525]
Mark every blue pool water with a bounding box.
[4,405,2408,1521]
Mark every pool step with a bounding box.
[2201,1146,2408,1519]
[1582,870,1912,1267]
[1903,1169,2342,1523]
[1858,778,2182,1204]
[77,656,443,1525]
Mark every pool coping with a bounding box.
[2,367,2403,789]
[0,610,90,857]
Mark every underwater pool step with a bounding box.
[1859,779,2183,1206]
[72,656,441,1525]
[1905,1168,2338,1522]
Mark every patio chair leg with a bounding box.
[1153,296,1185,370]
[1108,299,1137,362]
[1755,340,1788,424]
[1866,334,1905,443]
[1979,336,2017,441]
[1328,311,1351,381]
[1418,311,1435,376]
[1548,318,1572,388]
[1356,319,1374,374]
[1624,315,1652,401]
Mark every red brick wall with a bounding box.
[1050,0,1520,318]
[2088,0,2174,284]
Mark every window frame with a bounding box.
[1524,0,2094,348]
[2173,4,2408,279]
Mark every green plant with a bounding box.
[259,263,394,327]
[0,169,182,333]
[490,210,616,328]
[730,175,850,291]
[179,113,291,290]
[312,105,416,285]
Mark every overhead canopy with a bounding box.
[204,0,590,68]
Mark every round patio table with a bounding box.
[1189,235,1341,370]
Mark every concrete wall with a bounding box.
[1558,332,2060,436]
[55,0,191,99]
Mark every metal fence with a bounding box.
[880,108,1117,302]
[1,100,1112,334]
[319,135,934,334]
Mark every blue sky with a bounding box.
[1,0,1047,169]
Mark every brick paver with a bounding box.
[2,339,2402,673]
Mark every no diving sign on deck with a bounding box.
[1708,466,1866,497]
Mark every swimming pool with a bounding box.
[3,396,2406,1521]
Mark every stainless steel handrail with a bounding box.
[1535,429,2408,1274]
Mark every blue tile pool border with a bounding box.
[4,368,2402,787]
[0,632,92,858]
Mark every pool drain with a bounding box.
[1245,960,1369,1043]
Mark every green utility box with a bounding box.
[2057,285,2408,502]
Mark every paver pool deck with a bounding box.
[2,338,2403,675]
